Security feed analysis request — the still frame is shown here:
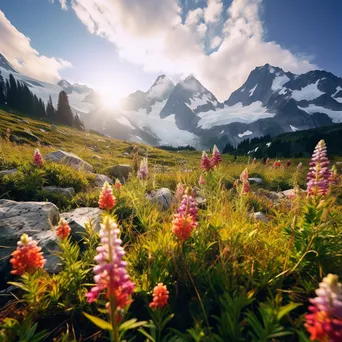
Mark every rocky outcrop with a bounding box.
[60,207,103,238]
[108,164,132,181]
[0,200,60,280]
[45,150,93,172]
[147,188,172,210]
[42,186,75,198]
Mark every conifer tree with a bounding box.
[46,95,56,121]
[6,74,18,108]
[73,113,84,130]
[56,90,73,126]
[0,70,6,105]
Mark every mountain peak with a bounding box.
[57,79,72,88]
[0,53,17,73]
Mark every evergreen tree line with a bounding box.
[0,71,84,130]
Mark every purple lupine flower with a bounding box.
[177,189,198,221]
[306,140,331,197]
[137,157,148,180]
[211,145,222,167]
[86,216,135,313]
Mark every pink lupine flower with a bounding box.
[175,183,185,202]
[86,216,135,314]
[297,162,303,171]
[199,174,206,185]
[172,189,198,241]
[252,158,257,165]
[265,158,270,165]
[306,140,331,197]
[239,168,250,194]
[137,157,148,180]
[200,151,212,171]
[305,274,342,342]
[33,148,44,167]
[211,145,222,167]
[98,181,117,210]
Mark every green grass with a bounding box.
[0,107,342,341]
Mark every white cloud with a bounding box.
[65,0,315,100]
[60,0,68,10]
[0,10,71,83]
[204,0,223,23]
[210,36,222,49]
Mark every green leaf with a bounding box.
[161,313,174,330]
[119,318,148,331]
[83,312,112,331]
[138,328,156,342]
[277,303,301,320]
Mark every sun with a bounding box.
[99,91,122,110]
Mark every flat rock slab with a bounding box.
[45,150,93,172]
[61,207,103,237]
[42,186,75,198]
[0,169,18,177]
[0,200,60,276]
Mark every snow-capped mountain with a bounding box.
[0,53,94,114]
[2,49,342,149]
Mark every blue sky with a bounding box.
[0,0,341,101]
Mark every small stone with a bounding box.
[251,212,269,223]
[0,169,18,177]
[91,174,113,187]
[147,188,172,210]
[42,186,76,198]
[248,177,263,184]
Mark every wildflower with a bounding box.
[239,168,250,194]
[177,190,198,221]
[33,148,44,167]
[175,183,185,202]
[200,151,212,171]
[211,145,222,167]
[149,283,169,309]
[10,234,46,275]
[252,157,257,165]
[297,162,303,170]
[114,178,122,190]
[306,140,331,197]
[56,218,71,240]
[305,274,342,342]
[98,181,117,210]
[86,216,135,314]
[273,160,281,168]
[172,189,198,241]
[137,157,148,180]
[265,158,270,165]
[171,214,197,241]
[5,127,10,140]
[199,174,206,185]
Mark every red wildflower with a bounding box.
[265,158,270,165]
[171,214,197,241]
[211,145,222,167]
[56,219,71,239]
[98,181,117,210]
[149,283,169,309]
[200,151,212,171]
[10,234,46,275]
[273,160,281,168]
[114,178,122,190]
[33,148,44,167]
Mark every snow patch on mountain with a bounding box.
[298,105,342,123]
[238,130,253,138]
[266,142,271,147]
[290,125,299,132]
[249,85,257,96]
[197,101,275,129]
[186,93,213,111]
[291,80,325,101]
[147,76,174,99]
[332,86,342,103]
[117,116,135,130]
[271,74,290,91]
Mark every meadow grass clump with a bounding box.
[1,110,342,341]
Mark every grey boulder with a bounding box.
[42,186,75,198]
[45,150,93,172]
[91,174,113,187]
[108,164,132,181]
[147,188,172,210]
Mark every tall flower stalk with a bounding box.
[305,274,342,342]
[86,216,135,341]
[306,140,331,197]
[211,145,222,167]
[99,181,117,210]
[200,151,212,171]
[138,157,149,180]
[33,148,44,167]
